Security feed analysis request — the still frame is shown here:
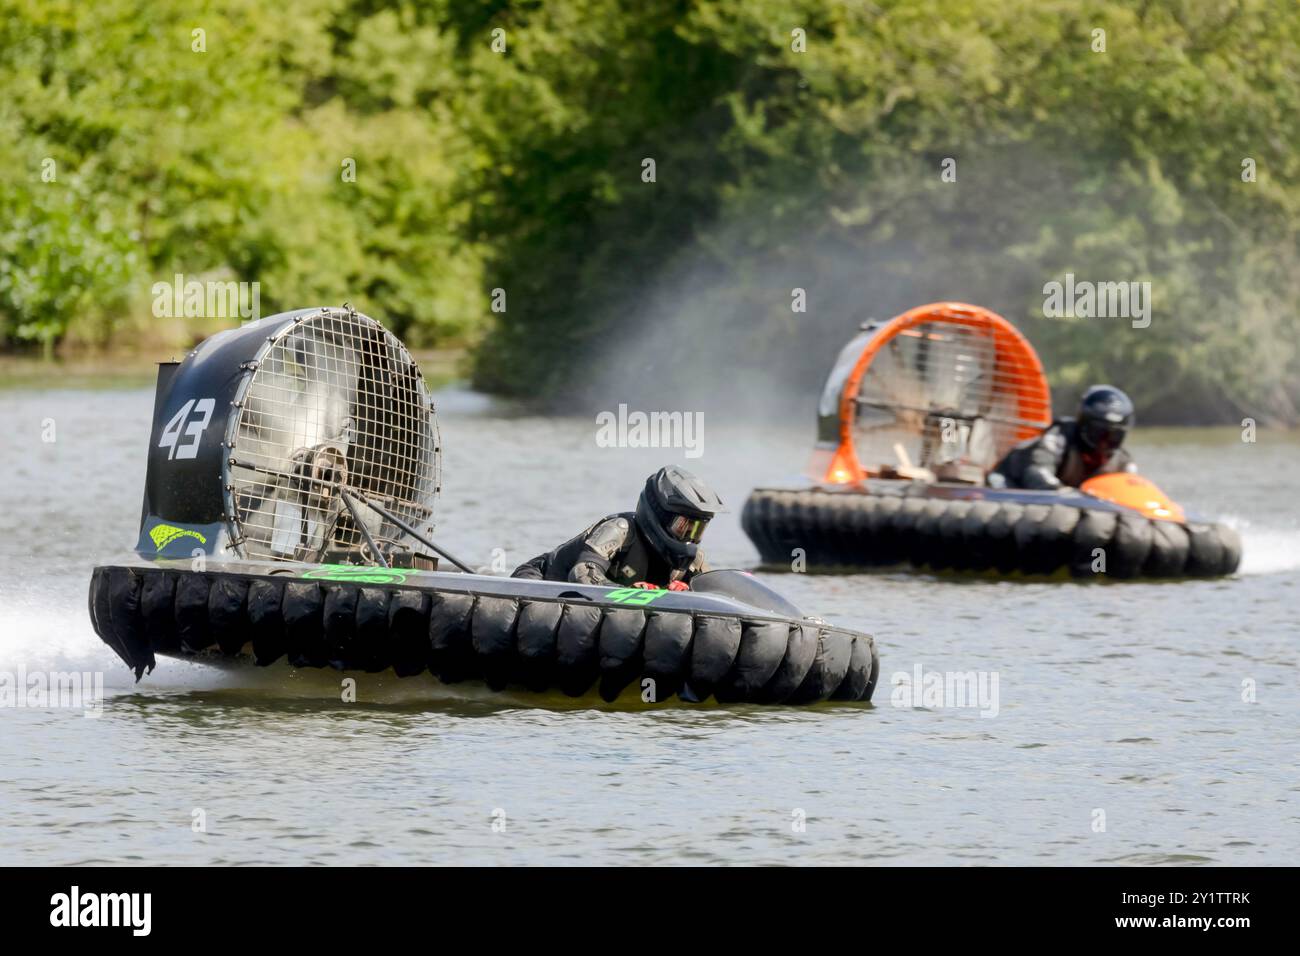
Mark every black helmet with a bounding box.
[634,466,726,569]
[1077,385,1134,456]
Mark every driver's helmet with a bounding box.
[634,466,726,569]
[1077,385,1134,457]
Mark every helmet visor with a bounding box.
[1082,418,1126,455]
[667,514,709,544]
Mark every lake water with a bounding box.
[1,386,1296,865]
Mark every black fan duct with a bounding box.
[136,306,441,565]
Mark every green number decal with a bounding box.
[605,587,668,606]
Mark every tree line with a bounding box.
[2,0,1296,424]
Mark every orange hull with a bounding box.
[1081,473,1186,523]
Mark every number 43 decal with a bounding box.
[158,398,215,460]
[605,587,669,606]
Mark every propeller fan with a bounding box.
[227,308,440,564]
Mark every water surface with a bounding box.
[1,389,1296,864]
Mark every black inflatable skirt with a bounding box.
[89,562,880,705]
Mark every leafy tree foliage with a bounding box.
[2,0,1297,422]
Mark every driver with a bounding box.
[511,466,725,590]
[989,385,1137,489]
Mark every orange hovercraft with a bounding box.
[741,302,1242,578]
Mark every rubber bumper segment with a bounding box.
[556,603,603,697]
[209,575,250,657]
[247,577,287,666]
[788,630,853,704]
[597,608,648,703]
[387,589,430,677]
[515,600,563,692]
[283,581,324,668]
[473,596,520,690]
[642,610,693,703]
[687,616,743,701]
[95,567,155,679]
[428,591,476,683]
[714,620,788,703]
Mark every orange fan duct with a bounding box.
[806,302,1052,484]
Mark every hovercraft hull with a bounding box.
[741,481,1241,578]
[89,561,879,705]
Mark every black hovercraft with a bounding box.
[90,307,878,704]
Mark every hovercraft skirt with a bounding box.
[742,487,1241,578]
[89,565,879,705]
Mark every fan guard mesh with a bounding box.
[226,308,440,562]
[852,317,1046,473]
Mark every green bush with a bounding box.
[0,0,482,350]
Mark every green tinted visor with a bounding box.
[667,515,709,544]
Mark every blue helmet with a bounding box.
[1078,385,1134,455]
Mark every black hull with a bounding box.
[742,484,1242,579]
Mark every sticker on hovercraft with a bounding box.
[604,587,670,606]
[149,523,208,551]
[301,564,411,585]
